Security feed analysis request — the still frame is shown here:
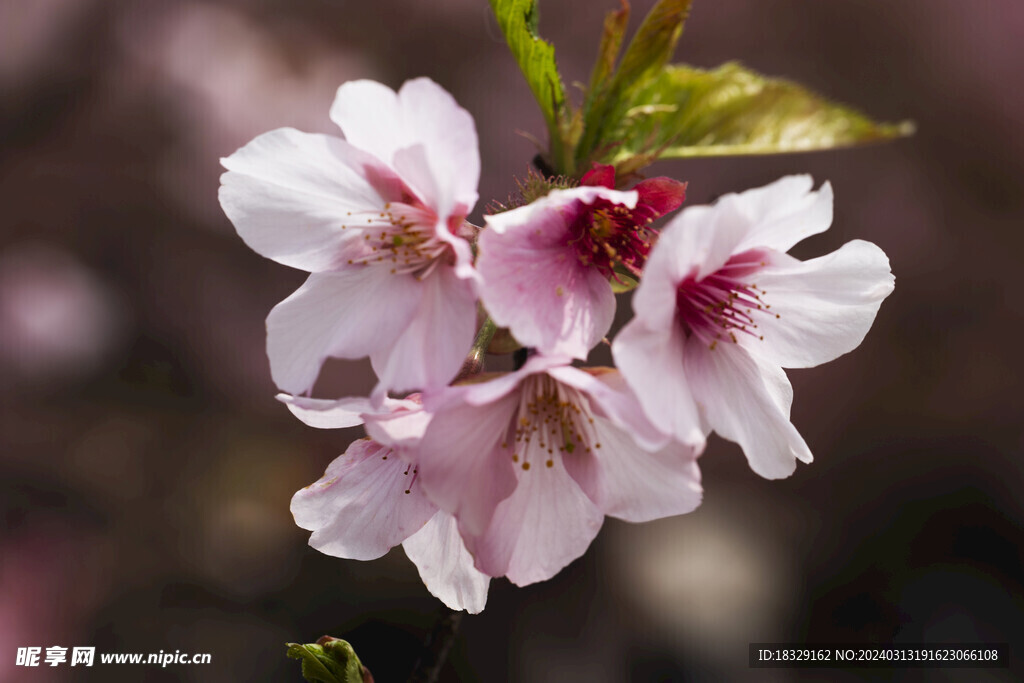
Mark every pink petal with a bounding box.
[266,268,421,395]
[463,448,604,586]
[580,163,615,188]
[740,240,895,368]
[633,177,687,216]
[219,128,395,272]
[546,365,677,452]
[291,439,438,560]
[483,185,638,235]
[402,512,490,614]
[415,388,521,537]
[684,340,812,479]
[369,264,477,397]
[731,176,833,254]
[363,405,433,454]
[561,416,702,523]
[444,354,572,409]
[612,320,706,449]
[478,195,617,359]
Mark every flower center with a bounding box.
[567,199,654,279]
[500,375,600,471]
[343,202,451,278]
[675,248,779,349]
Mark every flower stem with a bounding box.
[455,317,497,382]
[407,606,463,683]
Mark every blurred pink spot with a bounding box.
[0,243,126,387]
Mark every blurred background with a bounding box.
[2,0,1021,680]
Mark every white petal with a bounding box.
[403,512,490,614]
[219,128,395,272]
[731,176,833,254]
[562,417,702,523]
[276,395,373,429]
[684,341,812,479]
[330,78,479,218]
[291,439,438,560]
[266,269,421,395]
[651,198,751,287]
[395,78,480,217]
[478,203,613,359]
[330,80,404,167]
[369,264,478,396]
[415,388,521,537]
[463,448,604,587]
[741,239,894,368]
[612,319,705,449]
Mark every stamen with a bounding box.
[676,249,778,347]
[507,375,600,473]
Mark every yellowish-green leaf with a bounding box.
[489,0,567,148]
[607,62,915,164]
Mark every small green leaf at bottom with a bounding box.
[286,637,372,683]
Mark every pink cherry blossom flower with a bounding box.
[219,78,481,398]
[613,176,894,479]
[283,394,489,613]
[412,355,702,587]
[476,165,685,359]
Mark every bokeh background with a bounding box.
[2,0,1022,680]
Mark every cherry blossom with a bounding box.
[613,176,894,479]
[219,78,481,399]
[476,165,685,359]
[412,355,702,587]
[283,394,489,613]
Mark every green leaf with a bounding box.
[488,0,568,154]
[608,62,915,168]
[286,639,370,683]
[579,0,693,170]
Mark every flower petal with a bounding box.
[291,439,438,560]
[684,340,812,479]
[651,197,751,285]
[612,320,706,449]
[402,512,490,614]
[463,450,604,587]
[266,268,421,395]
[277,395,375,429]
[330,78,479,218]
[562,417,702,523]
[369,264,478,397]
[633,177,687,219]
[478,194,618,359]
[731,176,833,254]
[219,128,396,272]
[741,239,895,368]
[329,80,403,164]
[415,388,521,537]
[395,78,480,217]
